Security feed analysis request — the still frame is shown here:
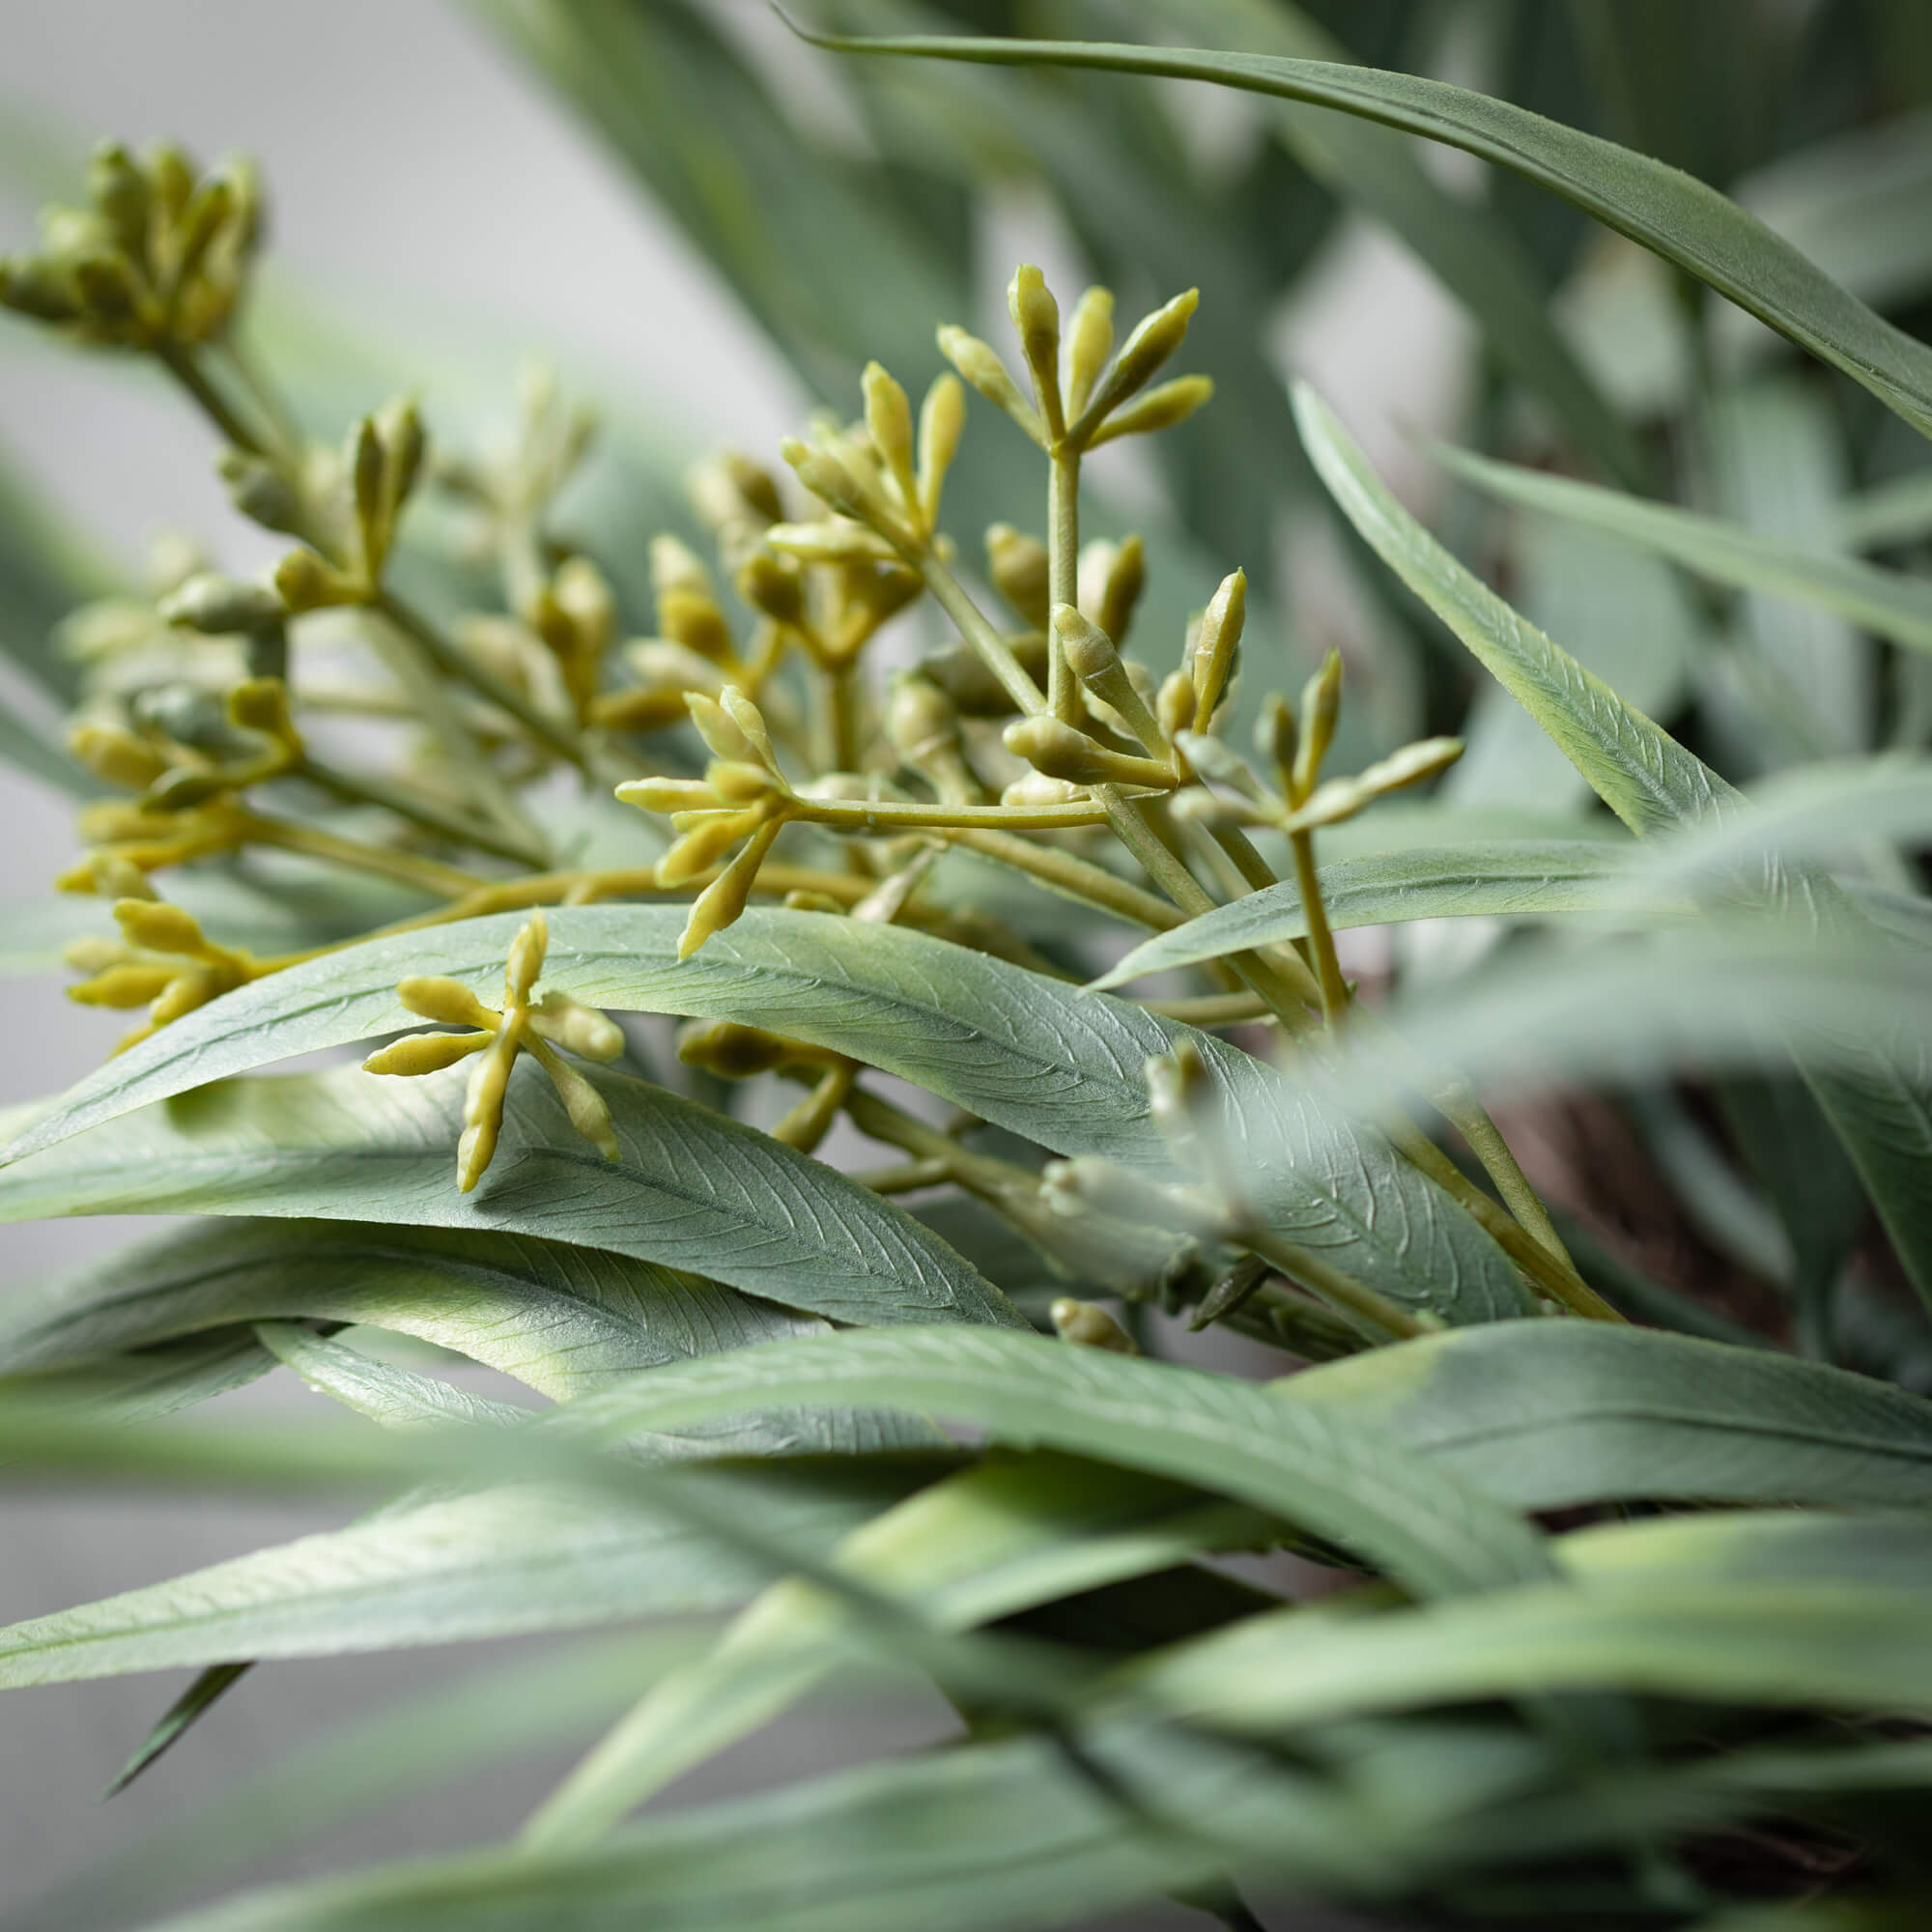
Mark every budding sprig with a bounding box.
[0,141,261,353]
[64,888,264,1052]
[362,914,624,1193]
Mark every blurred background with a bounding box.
[4,0,1932,1921]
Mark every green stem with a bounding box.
[156,341,270,456]
[1240,1225,1431,1342]
[940,826,1180,930]
[235,810,488,898]
[297,757,549,868]
[1046,446,1081,721]
[803,795,1108,834]
[1289,828,1350,1023]
[1436,1080,1578,1273]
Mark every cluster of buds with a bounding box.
[272,400,427,610]
[615,688,801,958]
[0,140,261,350]
[1171,650,1463,839]
[363,914,625,1193]
[63,877,262,1051]
[590,536,762,735]
[674,1019,856,1156]
[943,269,1211,459]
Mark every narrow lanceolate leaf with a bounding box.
[1440,440,1932,660]
[0,1330,274,1426]
[561,1327,1558,1602]
[798,25,1932,440]
[0,907,1530,1327]
[251,1322,536,1432]
[1136,1578,1932,1734]
[1290,1322,1932,1512]
[1557,1509,1932,1595]
[0,1060,1021,1338]
[1296,383,1932,1316]
[1294,383,1732,836]
[0,1457,929,1688]
[0,1218,834,1401]
[1092,842,1641,989]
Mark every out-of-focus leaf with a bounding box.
[1557,1508,1932,1593]
[0,1060,1023,1338]
[798,23,1932,440]
[1439,440,1932,663]
[1091,841,1642,990]
[0,444,117,706]
[100,1661,253,1800]
[1290,1321,1932,1510]
[1833,466,1932,551]
[251,1322,535,1432]
[0,1330,275,1426]
[0,1218,834,1402]
[0,906,1531,1328]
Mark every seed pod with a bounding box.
[1074,288,1198,438]
[1293,649,1344,802]
[916,374,965,527]
[1085,374,1213,448]
[986,524,1050,629]
[1064,286,1115,418]
[1049,1297,1138,1354]
[936,325,1045,445]
[1007,265,1063,435]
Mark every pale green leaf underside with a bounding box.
[0,1057,1020,1337]
[806,26,1932,440]
[0,906,1529,1326]
[1092,842,1642,989]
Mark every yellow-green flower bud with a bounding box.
[69,962,176,1009]
[111,897,207,957]
[1156,669,1196,741]
[676,1017,794,1080]
[1079,535,1145,647]
[986,524,1050,629]
[1064,286,1115,418]
[1049,1296,1138,1354]
[916,374,965,527]
[1258,693,1298,790]
[159,573,283,635]
[1285,736,1464,833]
[363,1030,491,1078]
[215,449,301,533]
[531,993,625,1063]
[1007,264,1063,437]
[780,436,869,523]
[677,814,785,958]
[457,1025,521,1193]
[649,534,712,601]
[736,551,805,626]
[782,890,847,916]
[1293,648,1344,802]
[658,809,759,886]
[1186,569,1246,728]
[1003,713,1173,790]
[70,721,168,792]
[505,914,548,1005]
[273,548,355,612]
[887,672,960,768]
[399,975,497,1029]
[935,325,1045,445]
[615,775,718,814]
[861,361,917,515]
[770,1066,850,1154]
[0,258,83,325]
[1073,288,1198,439]
[1084,375,1213,448]
[684,690,761,764]
[708,758,781,805]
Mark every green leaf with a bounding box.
[799,22,1932,440]
[0,1455,931,1689]
[100,1661,252,1799]
[251,1321,536,1432]
[1440,439,1932,665]
[0,1330,274,1426]
[1290,1321,1932,1511]
[0,1059,1022,1337]
[1557,1508,1932,1594]
[0,1218,836,1402]
[1833,466,1932,551]
[0,906,1530,1327]
[1174,0,1646,489]
[1091,841,1642,990]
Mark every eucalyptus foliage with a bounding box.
[2,4,1932,1926]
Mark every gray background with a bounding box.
[0,4,1445,1923]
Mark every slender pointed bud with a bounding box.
[1258,694,1298,792]
[936,325,1045,445]
[1293,648,1344,803]
[350,417,384,561]
[764,518,895,564]
[1169,785,1265,831]
[553,556,613,652]
[88,143,151,257]
[363,1030,491,1077]
[1065,286,1115,418]
[1000,770,1087,808]
[505,914,549,1005]
[399,976,498,1030]
[593,687,699,734]
[1074,288,1198,438]
[1007,265,1064,438]
[724,453,784,525]
[719,686,778,768]
[676,1017,795,1080]
[159,573,283,635]
[71,252,143,328]
[112,898,207,957]
[377,398,426,513]
[685,690,760,763]
[736,551,804,625]
[1040,1155,1230,1239]
[1053,602,1166,757]
[529,1040,621,1161]
[1050,1297,1139,1354]
[92,855,156,901]
[69,963,176,1008]
[1085,374,1213,447]
[861,361,918,516]
[170,177,236,293]
[771,1066,851,1154]
[1187,569,1246,727]
[656,587,733,663]
[1082,534,1145,646]
[458,1027,520,1191]
[1004,713,1173,790]
[226,676,298,749]
[915,374,965,527]
[708,759,781,805]
[1051,603,1119,684]
[1156,669,1196,742]
[658,810,758,886]
[0,259,83,324]
[614,775,718,814]
[273,548,354,612]
[887,672,960,766]
[986,524,1050,629]
[649,534,712,601]
[678,813,784,958]
[1285,737,1465,833]
[216,449,301,533]
[780,436,868,522]
[531,993,625,1062]
[783,890,847,916]
[70,722,168,791]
